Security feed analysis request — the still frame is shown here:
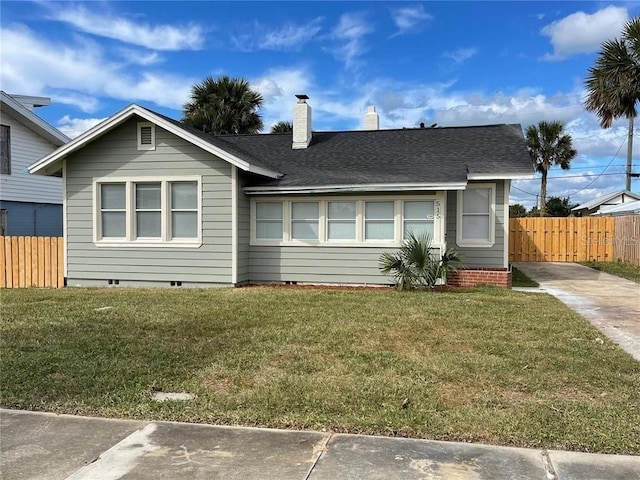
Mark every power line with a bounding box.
[512,135,629,200]
[511,184,538,197]
[564,164,627,171]
[562,136,627,197]
[517,172,624,181]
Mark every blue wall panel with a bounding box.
[0,200,63,236]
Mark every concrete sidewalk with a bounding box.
[514,262,640,361]
[1,409,639,480]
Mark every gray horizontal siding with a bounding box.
[446,181,507,268]
[0,110,63,204]
[65,116,233,285]
[250,246,393,285]
[67,279,229,288]
[237,173,250,283]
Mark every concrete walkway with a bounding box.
[514,262,640,361]
[1,409,639,480]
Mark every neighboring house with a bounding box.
[29,96,532,288]
[593,200,640,216]
[571,190,640,217]
[0,92,70,236]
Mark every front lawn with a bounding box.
[580,260,640,283]
[1,287,639,454]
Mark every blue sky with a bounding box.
[1,1,639,207]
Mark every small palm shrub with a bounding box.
[379,232,464,290]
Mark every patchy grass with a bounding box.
[1,287,639,454]
[580,260,640,283]
[511,267,539,287]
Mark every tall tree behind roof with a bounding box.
[182,75,264,135]
[526,121,577,216]
[271,121,293,133]
[585,17,640,190]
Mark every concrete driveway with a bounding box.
[514,262,640,361]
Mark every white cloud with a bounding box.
[390,5,432,36]
[231,18,323,52]
[49,91,100,113]
[541,6,628,60]
[328,12,374,68]
[49,4,204,50]
[251,67,314,127]
[442,47,478,65]
[0,25,196,111]
[57,115,106,138]
[430,90,585,128]
[116,48,163,66]
[261,18,323,50]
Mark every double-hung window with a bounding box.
[1,125,10,175]
[291,202,319,241]
[327,201,356,241]
[457,184,495,246]
[364,201,394,241]
[170,182,198,238]
[100,184,126,238]
[135,183,161,238]
[403,201,435,239]
[255,202,283,241]
[95,178,201,246]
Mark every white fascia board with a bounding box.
[467,173,534,180]
[28,104,281,179]
[244,182,468,195]
[1,92,70,146]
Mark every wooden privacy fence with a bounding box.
[0,237,64,288]
[613,215,640,266]
[509,216,640,264]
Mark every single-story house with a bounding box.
[571,190,640,217]
[28,95,533,288]
[1,92,70,236]
[593,200,640,216]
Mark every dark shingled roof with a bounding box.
[144,107,532,189]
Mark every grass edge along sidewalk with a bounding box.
[1,286,638,455]
[579,260,640,284]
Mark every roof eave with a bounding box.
[28,104,282,179]
[1,92,70,147]
[244,182,468,195]
[571,190,640,211]
[467,173,533,180]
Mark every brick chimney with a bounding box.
[364,105,379,130]
[292,94,312,149]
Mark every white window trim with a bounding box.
[93,176,202,248]
[456,183,496,248]
[250,194,445,248]
[137,122,156,151]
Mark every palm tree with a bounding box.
[584,17,640,190]
[182,75,264,135]
[271,121,293,133]
[526,121,577,216]
[379,232,463,290]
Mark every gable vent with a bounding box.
[140,126,152,144]
[137,122,156,151]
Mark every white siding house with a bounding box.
[0,92,69,235]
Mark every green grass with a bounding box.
[511,267,539,287]
[580,260,640,283]
[1,287,639,454]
